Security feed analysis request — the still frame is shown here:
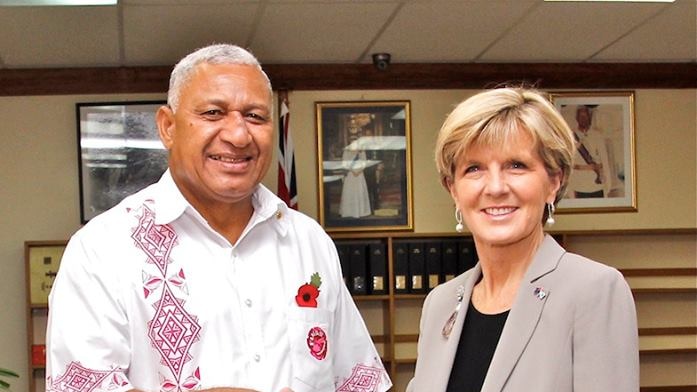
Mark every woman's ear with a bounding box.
[547,170,563,203]
[156,105,175,150]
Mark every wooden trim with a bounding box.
[394,334,419,343]
[621,268,697,277]
[640,348,697,356]
[639,327,697,336]
[640,387,697,392]
[633,288,697,294]
[330,228,697,240]
[1,63,695,96]
[552,228,697,236]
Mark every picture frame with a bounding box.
[316,101,414,232]
[76,101,168,223]
[25,240,67,306]
[551,91,637,213]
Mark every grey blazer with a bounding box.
[407,235,639,392]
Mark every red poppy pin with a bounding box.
[295,272,322,308]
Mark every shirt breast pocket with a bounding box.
[287,307,333,391]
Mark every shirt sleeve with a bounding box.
[572,267,639,391]
[331,282,393,392]
[46,233,133,392]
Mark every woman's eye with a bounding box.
[510,161,526,169]
[464,165,479,174]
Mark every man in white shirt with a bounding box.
[568,105,612,198]
[46,44,391,392]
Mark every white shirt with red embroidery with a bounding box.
[46,170,391,392]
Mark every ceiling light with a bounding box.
[0,0,116,6]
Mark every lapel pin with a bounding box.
[534,287,547,300]
[442,285,465,339]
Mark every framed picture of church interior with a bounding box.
[76,101,168,223]
[315,101,414,232]
[551,91,637,213]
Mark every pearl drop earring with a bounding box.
[455,208,464,233]
[546,203,556,226]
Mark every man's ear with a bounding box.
[156,105,175,150]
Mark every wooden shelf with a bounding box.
[335,228,696,391]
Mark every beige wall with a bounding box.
[1,89,695,391]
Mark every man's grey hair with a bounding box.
[167,43,272,112]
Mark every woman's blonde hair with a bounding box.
[435,87,575,206]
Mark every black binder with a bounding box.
[349,243,368,295]
[441,239,458,282]
[393,241,409,294]
[458,239,477,274]
[425,241,442,290]
[335,242,351,288]
[408,241,426,294]
[368,242,388,295]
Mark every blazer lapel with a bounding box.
[481,235,566,392]
[431,264,482,392]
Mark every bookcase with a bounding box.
[24,229,696,392]
[331,229,697,392]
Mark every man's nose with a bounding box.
[220,112,252,147]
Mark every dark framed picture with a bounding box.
[316,101,414,232]
[552,91,637,213]
[76,101,168,223]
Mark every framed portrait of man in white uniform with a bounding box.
[552,91,637,213]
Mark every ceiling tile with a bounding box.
[373,0,537,63]
[480,1,668,62]
[250,1,398,63]
[0,6,119,67]
[122,2,259,66]
[593,0,696,62]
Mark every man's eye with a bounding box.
[202,109,222,116]
[246,112,268,122]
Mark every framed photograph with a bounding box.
[552,91,637,213]
[76,101,168,223]
[316,101,414,232]
[25,240,67,306]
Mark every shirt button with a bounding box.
[254,354,261,362]
[245,299,252,307]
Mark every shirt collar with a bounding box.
[151,169,291,237]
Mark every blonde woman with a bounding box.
[407,88,638,392]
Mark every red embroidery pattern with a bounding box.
[161,367,201,392]
[47,362,128,392]
[306,326,328,360]
[131,204,177,275]
[147,284,201,379]
[337,364,382,392]
[131,203,201,387]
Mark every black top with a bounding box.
[445,301,509,392]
